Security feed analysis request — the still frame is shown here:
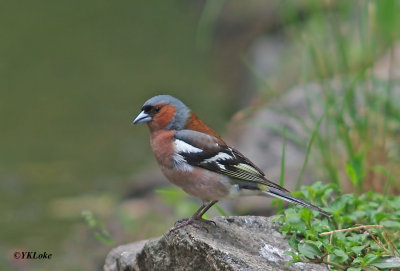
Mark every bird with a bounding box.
[132,95,332,231]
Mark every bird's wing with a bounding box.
[173,129,289,192]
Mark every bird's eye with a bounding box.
[154,106,161,112]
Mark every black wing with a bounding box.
[174,130,289,192]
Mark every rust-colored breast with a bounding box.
[150,129,176,168]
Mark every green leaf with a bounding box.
[352,257,362,265]
[298,242,321,259]
[363,254,379,265]
[81,210,114,245]
[330,194,355,211]
[288,233,298,249]
[310,219,330,233]
[345,153,366,190]
[351,245,367,255]
[373,212,389,224]
[305,240,323,249]
[284,209,302,224]
[347,268,362,271]
[213,204,227,216]
[277,184,400,271]
[284,251,300,265]
[387,196,400,210]
[345,162,358,187]
[346,233,367,243]
[93,231,114,245]
[333,248,349,262]
[380,220,400,229]
[370,256,400,269]
[300,208,312,225]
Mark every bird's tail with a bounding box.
[264,187,332,218]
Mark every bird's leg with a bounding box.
[195,200,218,223]
[170,200,218,232]
[171,203,207,231]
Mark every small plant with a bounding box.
[81,210,114,245]
[275,182,400,270]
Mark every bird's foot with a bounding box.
[170,216,216,232]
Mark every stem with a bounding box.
[323,260,347,270]
[320,224,383,236]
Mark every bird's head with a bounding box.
[133,95,190,132]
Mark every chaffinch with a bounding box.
[133,95,331,231]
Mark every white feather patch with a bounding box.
[172,154,193,171]
[203,152,233,163]
[174,139,203,153]
[227,147,237,158]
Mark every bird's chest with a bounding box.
[150,130,176,168]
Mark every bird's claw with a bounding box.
[199,218,216,227]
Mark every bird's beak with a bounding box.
[132,111,152,124]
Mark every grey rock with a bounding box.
[104,216,328,271]
[104,239,148,271]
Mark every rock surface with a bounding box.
[104,216,328,271]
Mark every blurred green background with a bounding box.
[2,0,400,270]
[0,1,230,270]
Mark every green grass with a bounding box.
[275,182,400,270]
[257,0,400,193]
[258,1,400,269]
